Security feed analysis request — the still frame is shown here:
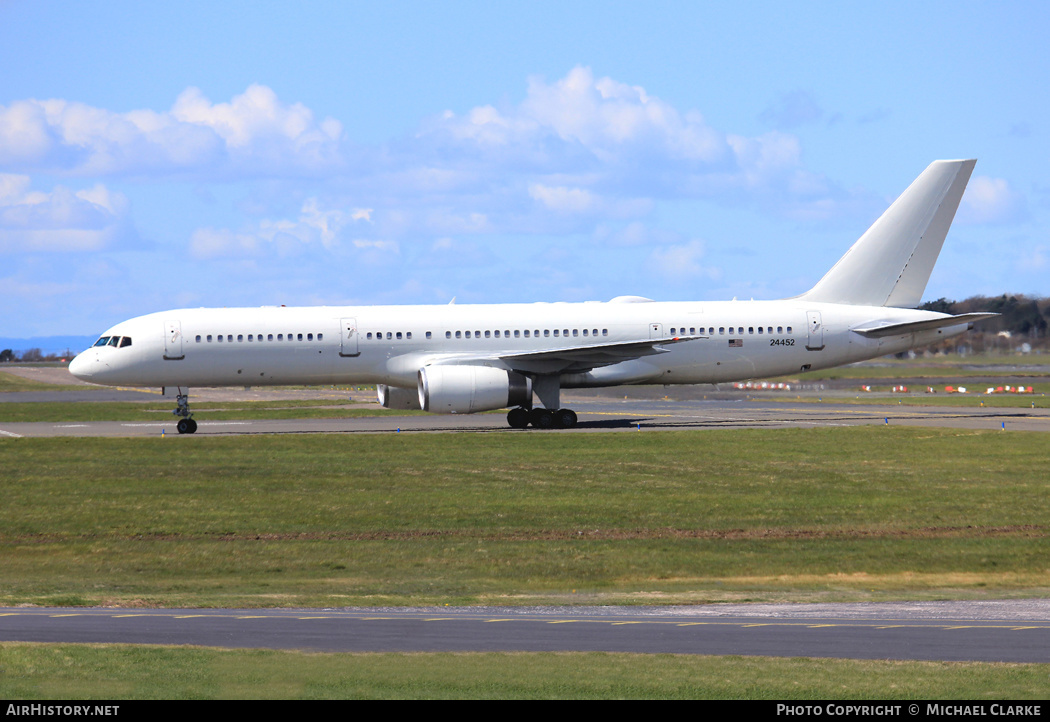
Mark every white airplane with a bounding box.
[70,159,994,433]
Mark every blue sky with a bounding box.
[1,0,1047,337]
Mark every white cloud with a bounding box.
[0,85,343,177]
[960,176,1027,225]
[528,183,599,213]
[189,197,375,259]
[0,174,134,252]
[647,239,721,281]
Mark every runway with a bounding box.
[2,602,1049,661]
[3,395,1049,437]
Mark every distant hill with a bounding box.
[0,336,96,358]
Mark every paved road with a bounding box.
[3,396,1049,437]
[2,602,1049,661]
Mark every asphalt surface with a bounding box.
[4,396,1050,438]
[2,602,1049,661]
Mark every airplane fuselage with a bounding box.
[70,299,968,390]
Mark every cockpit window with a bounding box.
[94,337,111,347]
[119,337,132,348]
[108,336,120,347]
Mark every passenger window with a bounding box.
[553,330,559,337]
[719,328,725,335]
[238,335,243,342]
[777,327,783,334]
[307,333,313,341]
[602,329,608,336]
[318,333,324,341]
[248,335,253,342]
[749,327,754,334]
[384,332,391,340]
[207,335,213,342]
[524,330,530,338]
[444,331,450,339]
[195,335,201,343]
[544,330,550,337]
[515,330,520,338]
[485,330,491,338]
[405,332,410,340]
[456,331,462,339]
[728,327,734,335]
[757,327,763,334]
[787,327,793,334]
[395,332,402,340]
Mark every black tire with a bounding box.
[529,408,554,429]
[507,407,530,429]
[176,419,190,434]
[187,418,198,434]
[556,408,578,429]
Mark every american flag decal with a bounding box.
[728,339,743,347]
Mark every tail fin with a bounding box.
[800,159,976,308]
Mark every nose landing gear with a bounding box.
[172,390,198,434]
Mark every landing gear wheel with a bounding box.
[177,418,190,434]
[555,408,578,429]
[529,408,555,429]
[507,407,530,429]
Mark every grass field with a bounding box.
[2,644,1047,699]
[4,370,1050,699]
[2,428,1048,607]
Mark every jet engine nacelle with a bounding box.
[377,384,422,410]
[418,365,532,414]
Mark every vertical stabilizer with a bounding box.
[800,159,975,308]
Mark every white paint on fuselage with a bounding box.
[68,300,968,391]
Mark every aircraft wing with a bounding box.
[433,335,705,375]
[851,313,998,338]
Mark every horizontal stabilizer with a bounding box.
[852,313,997,338]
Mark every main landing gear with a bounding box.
[172,389,198,434]
[506,373,577,429]
[506,407,578,430]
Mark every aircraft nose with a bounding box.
[68,351,95,380]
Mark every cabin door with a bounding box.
[163,320,184,360]
[339,317,360,357]
[806,311,825,351]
